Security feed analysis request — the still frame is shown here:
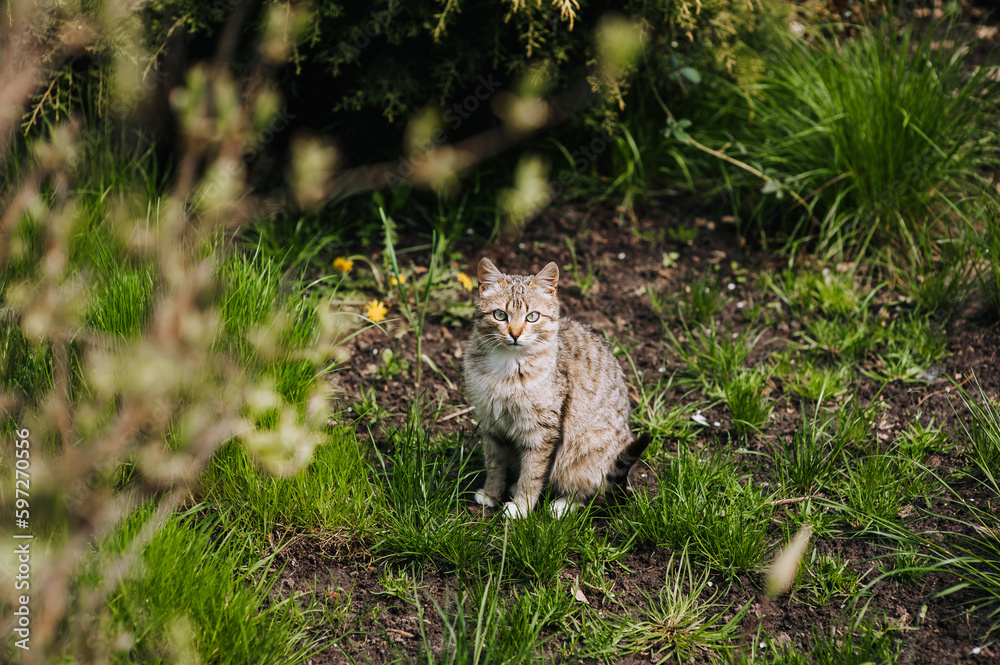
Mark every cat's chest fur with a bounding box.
[464,343,563,445]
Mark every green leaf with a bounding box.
[679,67,701,84]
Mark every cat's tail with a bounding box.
[607,432,651,493]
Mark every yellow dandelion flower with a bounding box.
[390,274,407,286]
[457,272,474,292]
[365,299,388,323]
[333,257,354,273]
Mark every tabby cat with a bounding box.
[463,258,648,519]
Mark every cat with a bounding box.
[463,258,649,519]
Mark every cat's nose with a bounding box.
[509,331,520,341]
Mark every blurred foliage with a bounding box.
[0,1,356,660]
[25,0,793,144]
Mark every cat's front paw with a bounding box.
[503,501,528,520]
[474,489,496,507]
[549,497,580,518]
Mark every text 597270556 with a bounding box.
[12,427,32,651]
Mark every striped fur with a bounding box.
[463,258,644,518]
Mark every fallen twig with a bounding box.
[440,406,475,422]
[770,496,812,507]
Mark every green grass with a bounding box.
[666,324,761,397]
[833,395,880,454]
[793,549,866,606]
[504,504,593,583]
[671,270,730,325]
[85,265,157,338]
[766,268,878,319]
[627,366,698,457]
[371,403,488,572]
[758,606,903,664]
[842,454,909,530]
[697,20,999,259]
[893,231,975,320]
[799,314,883,360]
[962,390,1000,486]
[978,204,1000,318]
[620,446,774,578]
[1,140,166,397]
[0,129,360,656]
[833,385,1000,633]
[202,426,377,539]
[564,237,597,297]
[723,367,773,433]
[779,356,853,403]
[415,577,568,665]
[0,321,53,400]
[771,406,844,495]
[80,506,321,664]
[579,552,748,663]
[861,313,948,384]
[895,418,948,462]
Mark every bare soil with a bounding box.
[285,201,1000,663]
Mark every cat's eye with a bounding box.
[492,309,507,321]
[525,311,540,323]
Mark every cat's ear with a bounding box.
[534,262,559,294]
[478,258,503,292]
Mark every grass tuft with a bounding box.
[503,504,589,583]
[772,406,843,495]
[723,367,773,434]
[667,325,761,397]
[704,21,999,259]
[580,551,747,663]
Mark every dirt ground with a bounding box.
[283,201,1000,663]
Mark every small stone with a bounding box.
[728,283,736,290]
[618,252,626,260]
[972,647,981,655]
[737,301,745,308]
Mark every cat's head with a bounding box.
[473,258,560,353]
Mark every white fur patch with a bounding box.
[474,489,495,507]
[503,501,528,519]
[480,345,527,376]
[548,497,580,518]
